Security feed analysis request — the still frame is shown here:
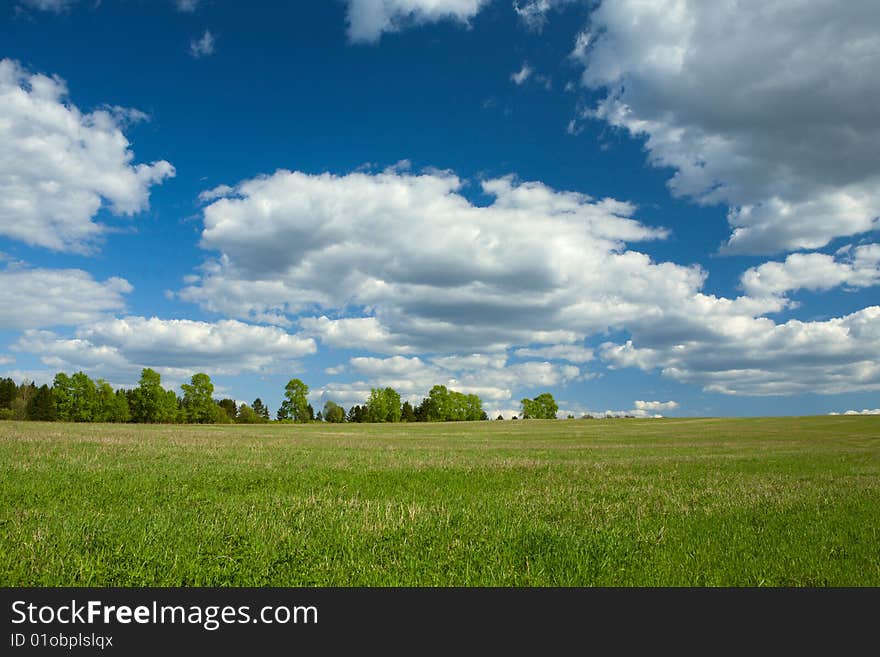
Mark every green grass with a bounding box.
[1,417,878,586]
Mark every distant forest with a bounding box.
[0,369,561,424]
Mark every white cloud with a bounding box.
[316,353,581,408]
[829,408,880,416]
[510,62,552,90]
[13,317,317,385]
[299,316,414,354]
[0,355,14,366]
[190,30,216,58]
[182,168,675,353]
[601,306,880,396]
[0,267,131,330]
[633,400,677,412]
[182,166,880,397]
[573,0,880,254]
[514,344,593,363]
[741,244,880,298]
[513,0,573,31]
[0,59,174,253]
[511,63,533,85]
[175,0,200,11]
[345,0,488,43]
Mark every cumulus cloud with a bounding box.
[299,316,415,354]
[633,400,677,412]
[0,59,174,253]
[513,344,593,363]
[0,267,131,330]
[180,166,880,397]
[315,352,581,408]
[573,0,880,254]
[741,244,880,298]
[181,168,677,351]
[601,306,880,396]
[829,408,880,416]
[189,30,216,58]
[345,0,488,43]
[13,317,316,385]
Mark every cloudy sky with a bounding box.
[2,0,879,417]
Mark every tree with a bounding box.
[53,372,97,422]
[69,372,97,422]
[130,368,178,423]
[26,385,56,421]
[347,404,365,423]
[52,373,74,421]
[12,381,36,420]
[276,405,289,421]
[520,392,558,420]
[323,401,346,423]
[217,398,238,421]
[0,377,16,410]
[95,380,129,423]
[306,403,315,422]
[181,373,219,424]
[236,403,259,424]
[496,414,504,421]
[414,385,484,422]
[366,387,401,422]
[401,401,416,422]
[280,378,310,423]
[252,398,269,421]
[422,385,449,422]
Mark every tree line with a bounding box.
[0,368,562,424]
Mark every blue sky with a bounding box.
[2,0,879,418]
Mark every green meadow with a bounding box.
[1,417,878,586]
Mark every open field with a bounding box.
[1,417,878,586]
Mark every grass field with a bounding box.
[1,417,878,586]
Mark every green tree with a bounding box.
[130,368,178,423]
[252,398,269,421]
[94,380,130,423]
[366,387,401,422]
[26,384,56,421]
[68,372,97,422]
[12,381,37,420]
[520,392,558,420]
[217,398,238,421]
[423,385,450,422]
[401,400,416,422]
[181,373,219,424]
[347,404,365,423]
[280,378,310,423]
[415,385,483,422]
[0,377,16,410]
[52,373,74,421]
[323,401,346,423]
[236,403,259,423]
